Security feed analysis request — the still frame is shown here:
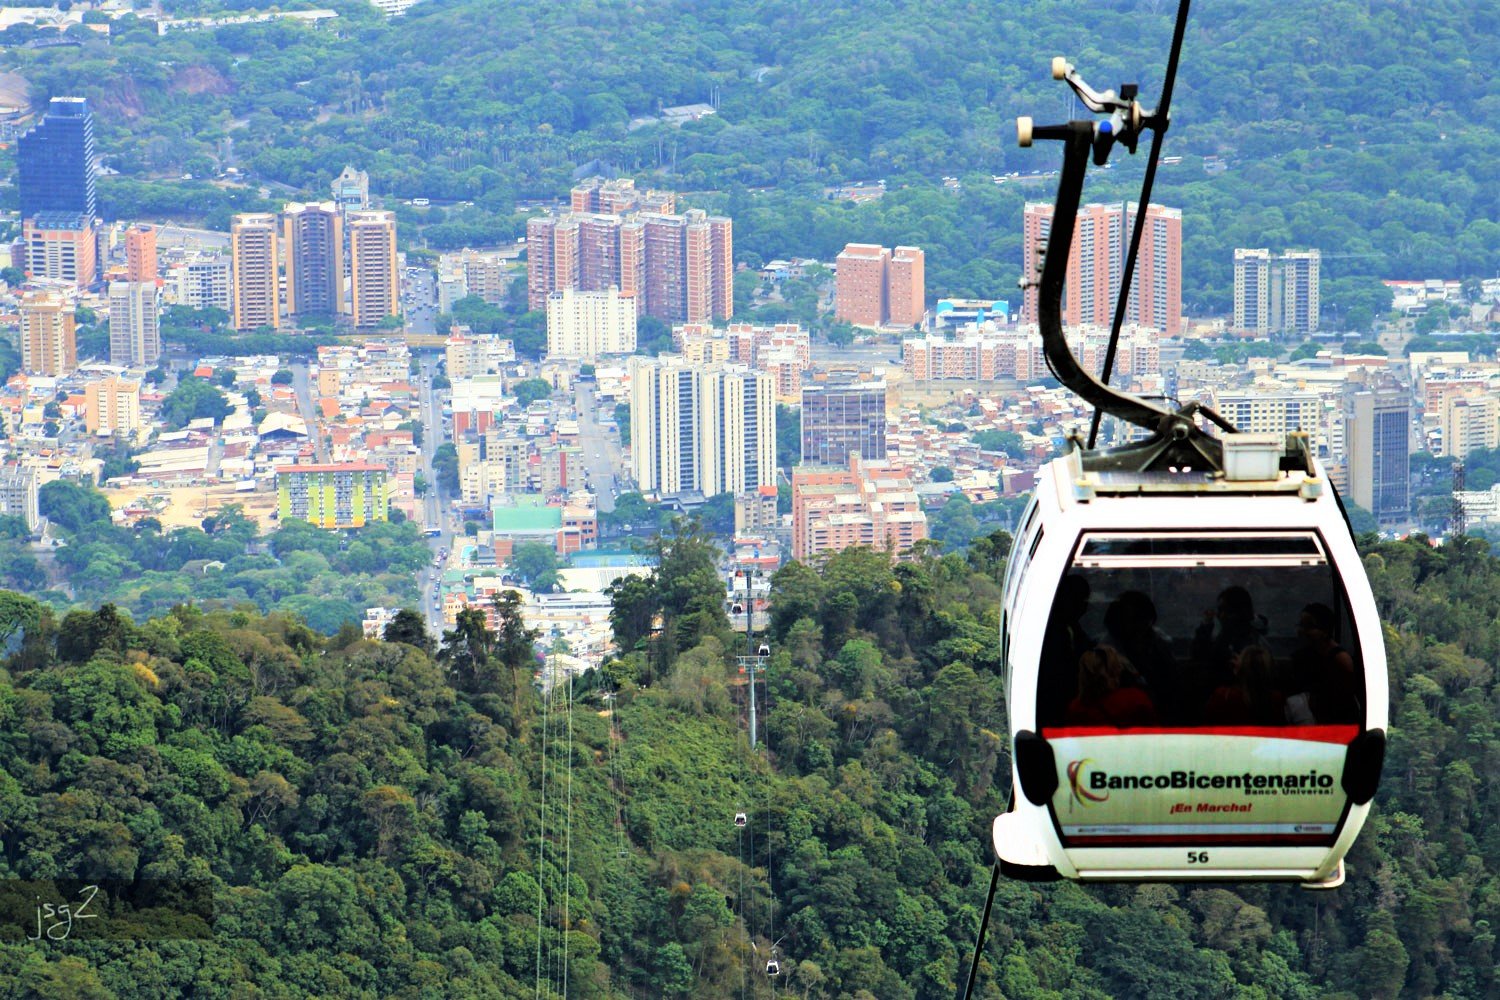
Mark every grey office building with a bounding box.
[801,381,887,466]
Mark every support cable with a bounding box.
[533,668,552,999]
[562,671,574,998]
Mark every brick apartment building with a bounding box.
[834,243,925,328]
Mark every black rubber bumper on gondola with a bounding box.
[1342,728,1386,805]
[1014,730,1058,805]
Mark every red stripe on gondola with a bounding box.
[1042,725,1360,743]
[1065,833,1334,846]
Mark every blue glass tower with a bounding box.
[18,97,98,221]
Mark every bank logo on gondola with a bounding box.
[1066,759,1109,809]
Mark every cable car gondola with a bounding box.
[990,33,1386,891]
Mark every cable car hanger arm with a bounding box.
[1016,8,1242,473]
[1089,0,1193,448]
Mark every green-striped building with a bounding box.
[276,463,389,528]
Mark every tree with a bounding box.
[438,607,494,694]
[160,377,231,429]
[931,466,954,482]
[972,429,1023,456]
[776,404,801,469]
[39,480,111,532]
[491,589,537,702]
[607,573,657,654]
[510,541,559,589]
[271,369,294,385]
[383,608,433,656]
[513,378,553,407]
[636,316,673,355]
[432,443,460,494]
[697,493,735,535]
[614,402,631,446]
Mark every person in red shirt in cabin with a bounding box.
[1066,646,1160,728]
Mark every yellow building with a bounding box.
[19,291,77,376]
[84,376,142,437]
[231,213,282,332]
[347,210,399,330]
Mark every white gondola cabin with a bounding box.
[990,48,1387,889]
[994,444,1387,887]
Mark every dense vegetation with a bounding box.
[18,482,428,632]
[0,517,1495,997]
[2,1,1493,322]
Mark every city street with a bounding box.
[288,363,330,462]
[574,382,624,513]
[417,352,455,634]
[403,265,438,335]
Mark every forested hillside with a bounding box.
[0,524,1494,998]
[2,1,1494,317]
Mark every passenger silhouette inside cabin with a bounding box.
[1285,602,1362,725]
[1189,586,1268,715]
[1103,590,1177,718]
[1039,574,1093,727]
[1066,646,1159,728]
[1204,645,1286,726]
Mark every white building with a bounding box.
[0,465,40,534]
[170,255,233,312]
[445,330,515,380]
[629,356,775,497]
[107,280,162,367]
[546,287,638,359]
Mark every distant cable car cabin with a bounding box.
[757,643,770,657]
[734,812,748,828]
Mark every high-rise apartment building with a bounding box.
[24,215,98,289]
[445,330,516,379]
[19,291,78,376]
[1233,249,1272,335]
[124,224,158,284]
[801,380,888,465]
[1341,377,1409,525]
[1234,248,1320,336]
[578,214,625,294]
[629,356,775,497]
[18,97,97,222]
[887,246,925,327]
[84,375,143,437]
[1023,202,1181,335]
[1281,250,1320,336]
[1213,387,1323,442]
[230,213,281,332]
[527,215,579,310]
[834,243,926,328]
[527,186,731,323]
[1441,393,1500,459]
[546,287,637,358]
[347,210,399,330]
[107,280,162,367]
[834,244,889,327]
[282,202,344,319]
